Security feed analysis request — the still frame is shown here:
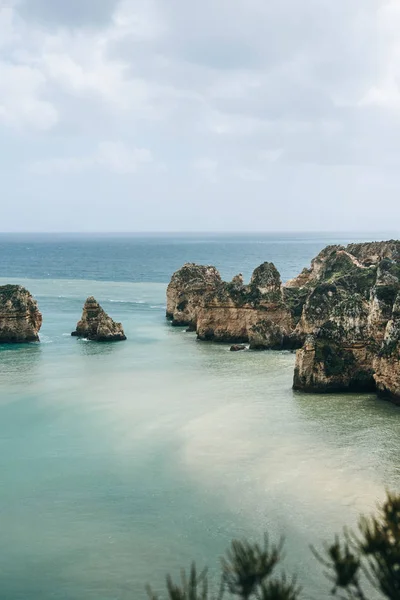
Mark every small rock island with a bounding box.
[72,297,126,342]
[167,241,400,405]
[0,284,42,343]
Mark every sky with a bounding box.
[1,0,400,232]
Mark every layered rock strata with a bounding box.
[293,242,400,394]
[373,292,400,404]
[166,264,222,329]
[166,240,400,404]
[72,297,126,342]
[0,285,42,343]
[196,263,295,348]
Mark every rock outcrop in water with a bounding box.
[292,242,400,396]
[0,285,42,343]
[167,262,300,349]
[166,240,400,404]
[196,262,295,348]
[166,264,222,329]
[72,297,126,342]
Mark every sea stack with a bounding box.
[72,297,126,342]
[0,285,42,343]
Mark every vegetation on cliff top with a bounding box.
[0,284,32,312]
[218,282,282,308]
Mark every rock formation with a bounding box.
[72,297,126,342]
[167,262,297,349]
[197,262,294,348]
[293,242,400,395]
[0,285,42,343]
[373,292,400,404]
[166,263,222,329]
[166,240,400,404]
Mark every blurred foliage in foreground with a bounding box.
[147,492,400,600]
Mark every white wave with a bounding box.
[107,299,146,304]
[57,295,80,299]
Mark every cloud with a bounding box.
[357,2,400,111]
[111,0,166,41]
[192,158,218,182]
[17,0,120,28]
[30,141,153,174]
[41,49,152,112]
[0,4,18,48]
[0,4,58,130]
[259,149,284,163]
[0,61,58,130]
[2,0,400,230]
[235,168,266,182]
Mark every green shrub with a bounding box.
[147,492,400,600]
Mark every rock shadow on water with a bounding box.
[292,387,400,453]
[292,386,400,422]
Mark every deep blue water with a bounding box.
[0,232,396,283]
[0,232,399,600]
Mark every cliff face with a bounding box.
[293,243,400,395]
[197,263,294,348]
[0,285,42,343]
[72,297,126,342]
[373,292,400,403]
[166,264,222,329]
[166,240,400,404]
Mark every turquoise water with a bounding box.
[0,234,399,599]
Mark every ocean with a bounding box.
[0,232,399,600]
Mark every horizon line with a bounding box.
[0,230,398,235]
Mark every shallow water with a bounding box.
[0,234,399,599]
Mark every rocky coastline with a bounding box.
[167,240,400,405]
[1,240,398,405]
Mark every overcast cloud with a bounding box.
[1,0,399,232]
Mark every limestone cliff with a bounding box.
[373,292,400,403]
[293,243,400,396]
[166,263,222,329]
[196,263,294,348]
[0,285,42,343]
[166,240,400,404]
[72,297,126,342]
